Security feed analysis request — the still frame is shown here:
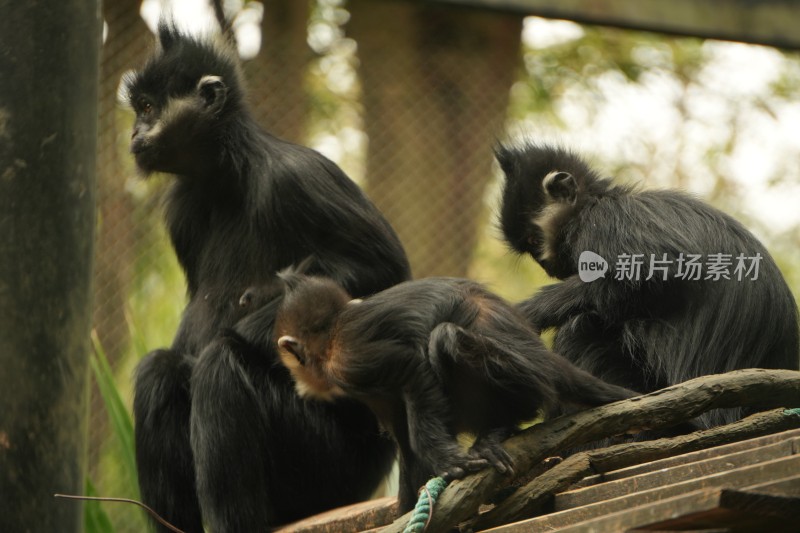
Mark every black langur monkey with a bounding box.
[270,272,638,511]
[497,142,800,429]
[120,24,411,532]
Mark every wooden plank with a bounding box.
[480,489,725,532]
[467,419,800,532]
[574,427,800,489]
[383,371,800,533]
[483,454,800,531]
[274,497,396,533]
[429,0,800,50]
[718,483,800,518]
[742,473,800,497]
[483,481,800,532]
[556,437,799,510]
[631,479,800,531]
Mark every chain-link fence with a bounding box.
[91,1,534,529]
[89,1,800,530]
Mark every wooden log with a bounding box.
[481,456,800,532]
[432,0,800,51]
[379,369,800,533]
[470,413,800,531]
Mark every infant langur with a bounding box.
[265,272,637,511]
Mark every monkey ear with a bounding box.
[277,336,306,365]
[543,171,578,205]
[197,75,227,115]
[117,70,137,107]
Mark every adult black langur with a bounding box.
[120,23,411,532]
[497,142,800,429]
[270,272,638,511]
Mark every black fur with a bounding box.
[272,274,637,511]
[123,24,410,532]
[497,142,800,428]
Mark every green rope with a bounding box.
[784,408,800,416]
[404,477,448,533]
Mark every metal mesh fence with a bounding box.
[90,1,532,529]
[88,1,800,530]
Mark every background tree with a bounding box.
[0,2,100,532]
[348,0,523,277]
[245,0,311,142]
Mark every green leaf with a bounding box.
[90,330,140,499]
[83,478,115,533]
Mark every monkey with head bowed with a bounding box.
[497,142,799,429]
[270,270,638,511]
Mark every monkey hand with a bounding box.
[468,432,515,477]
[437,453,490,482]
[518,280,583,332]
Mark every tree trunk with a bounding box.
[244,0,311,143]
[348,0,523,277]
[0,3,100,532]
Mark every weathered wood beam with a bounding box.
[555,437,799,510]
[380,369,800,533]
[469,414,800,531]
[428,0,800,50]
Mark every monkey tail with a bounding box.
[554,358,640,408]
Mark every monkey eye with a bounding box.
[138,98,153,116]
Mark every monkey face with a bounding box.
[496,143,589,274]
[276,335,346,402]
[121,75,228,176]
[119,23,235,176]
[496,144,551,257]
[274,274,352,401]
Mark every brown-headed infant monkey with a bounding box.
[267,271,637,511]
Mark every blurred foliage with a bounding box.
[474,19,800,304]
[87,332,147,531]
[84,479,115,533]
[771,56,800,100]
[304,0,366,183]
[512,27,706,127]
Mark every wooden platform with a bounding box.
[276,426,800,532]
[485,429,800,532]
